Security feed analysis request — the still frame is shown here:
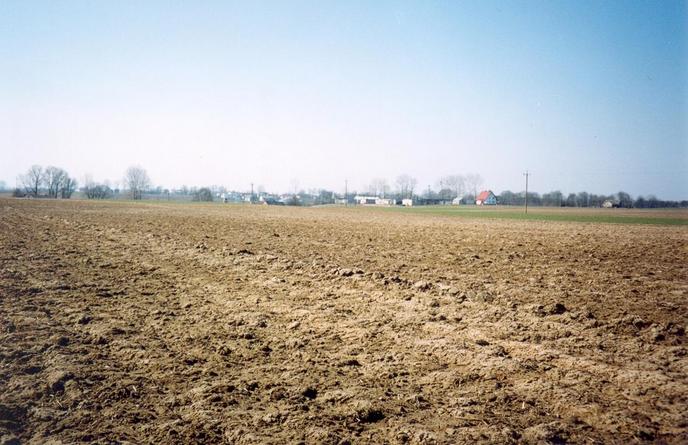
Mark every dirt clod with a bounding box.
[46,370,74,393]
[413,281,431,291]
[548,303,567,315]
[302,388,318,400]
[522,422,568,444]
[54,336,70,347]
[350,401,384,423]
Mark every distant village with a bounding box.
[229,189,499,207]
[6,165,687,209]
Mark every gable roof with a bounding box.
[476,190,493,201]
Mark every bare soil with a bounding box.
[1,199,687,444]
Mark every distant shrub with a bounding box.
[84,184,112,199]
[193,188,213,202]
[285,196,301,206]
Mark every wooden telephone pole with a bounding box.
[344,179,348,206]
[523,171,530,214]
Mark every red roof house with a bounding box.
[475,190,497,205]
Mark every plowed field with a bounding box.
[1,199,687,444]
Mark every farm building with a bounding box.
[354,195,377,205]
[476,190,497,205]
[602,199,619,208]
[416,198,453,206]
[353,195,394,206]
[260,196,284,206]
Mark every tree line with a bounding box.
[365,173,484,200]
[15,165,78,199]
[9,165,686,207]
[14,165,150,200]
[496,190,687,208]
[367,174,686,208]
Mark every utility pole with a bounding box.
[523,171,530,214]
[250,183,254,203]
[344,179,348,206]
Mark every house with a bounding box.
[402,198,413,207]
[353,195,394,206]
[354,195,377,205]
[475,190,497,205]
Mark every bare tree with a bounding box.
[83,174,94,189]
[380,179,390,198]
[84,182,112,199]
[125,166,151,200]
[82,174,101,199]
[19,165,44,197]
[60,175,77,198]
[44,166,68,198]
[464,173,483,200]
[395,174,417,199]
[368,178,390,197]
[290,179,300,195]
[441,175,465,199]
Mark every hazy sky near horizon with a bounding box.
[1,1,687,198]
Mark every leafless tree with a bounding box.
[368,178,390,197]
[395,174,417,199]
[83,174,102,199]
[380,179,390,198]
[60,175,78,198]
[83,174,94,189]
[464,173,483,199]
[84,182,111,199]
[125,166,151,200]
[19,165,44,197]
[44,166,68,198]
[440,175,465,199]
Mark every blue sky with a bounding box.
[1,1,686,198]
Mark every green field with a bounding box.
[4,196,687,225]
[372,205,688,226]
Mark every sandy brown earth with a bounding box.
[1,199,687,444]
